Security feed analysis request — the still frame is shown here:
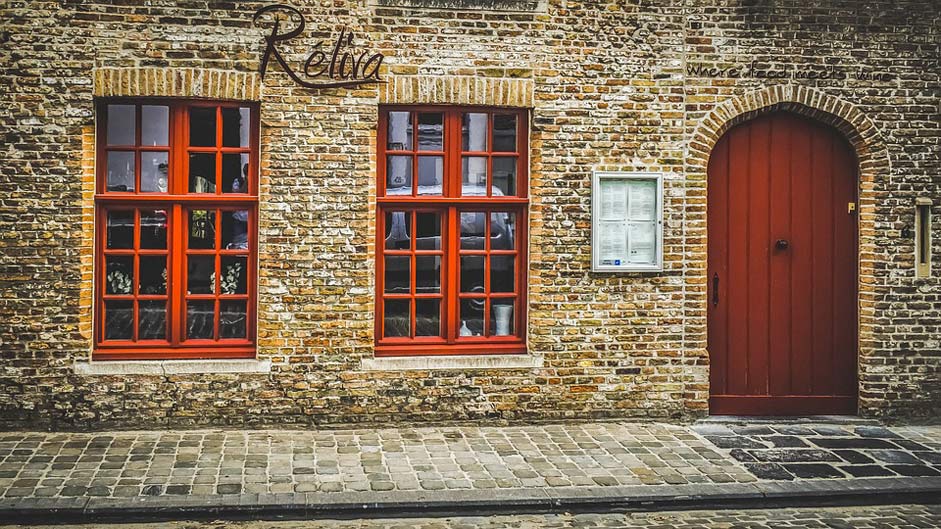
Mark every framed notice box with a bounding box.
[591,171,663,272]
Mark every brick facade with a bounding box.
[0,0,938,428]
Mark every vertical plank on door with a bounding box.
[768,115,793,396]
[707,136,730,396]
[811,125,835,395]
[726,125,751,396]
[746,118,771,396]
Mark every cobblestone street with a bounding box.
[3,503,941,528]
[0,420,939,522]
[0,422,757,499]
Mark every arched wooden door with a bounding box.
[708,111,858,415]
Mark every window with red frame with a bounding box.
[377,107,528,356]
[95,100,258,360]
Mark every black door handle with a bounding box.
[712,273,719,307]
[776,239,789,250]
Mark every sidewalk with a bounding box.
[0,420,939,522]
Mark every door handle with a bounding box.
[775,239,789,250]
[712,273,719,307]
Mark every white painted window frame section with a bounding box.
[74,359,271,375]
[591,171,664,273]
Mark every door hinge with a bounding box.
[848,202,857,214]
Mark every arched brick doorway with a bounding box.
[707,111,859,415]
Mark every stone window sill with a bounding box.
[73,359,271,376]
[371,0,545,12]
[361,354,543,371]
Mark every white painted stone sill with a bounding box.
[73,359,271,376]
[361,354,543,371]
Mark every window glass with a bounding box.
[189,107,216,147]
[462,113,487,151]
[141,105,169,146]
[106,151,135,192]
[141,152,169,193]
[387,111,412,151]
[107,105,136,146]
[138,300,167,340]
[417,113,443,151]
[492,115,517,152]
[492,157,517,196]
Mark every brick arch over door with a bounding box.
[686,85,891,415]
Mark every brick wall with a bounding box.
[0,0,937,428]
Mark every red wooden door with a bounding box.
[708,112,858,415]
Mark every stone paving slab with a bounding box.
[0,421,938,522]
[693,421,941,481]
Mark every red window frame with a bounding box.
[94,98,259,360]
[376,106,529,356]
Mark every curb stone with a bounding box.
[3,477,941,524]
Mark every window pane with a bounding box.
[460,212,485,250]
[187,255,215,294]
[460,255,484,294]
[416,256,441,293]
[104,300,133,340]
[187,300,215,339]
[415,212,440,250]
[492,114,517,152]
[188,210,216,249]
[492,157,517,196]
[106,211,134,249]
[140,209,168,249]
[490,255,515,293]
[189,107,216,147]
[461,156,487,196]
[417,155,443,195]
[459,299,484,337]
[417,113,443,151]
[491,211,516,250]
[387,111,412,151]
[416,299,440,337]
[220,300,247,339]
[223,210,250,250]
[140,151,169,193]
[220,256,248,295]
[222,153,249,194]
[141,105,169,146]
[490,299,515,336]
[138,300,166,340]
[107,105,135,146]
[384,211,411,250]
[139,256,167,295]
[106,151,135,192]
[222,107,250,148]
[189,153,216,193]
[462,112,487,151]
[386,155,412,195]
[383,299,410,338]
[105,256,134,295]
[384,256,410,294]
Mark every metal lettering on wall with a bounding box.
[253,4,384,89]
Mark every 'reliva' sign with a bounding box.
[253,4,384,89]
